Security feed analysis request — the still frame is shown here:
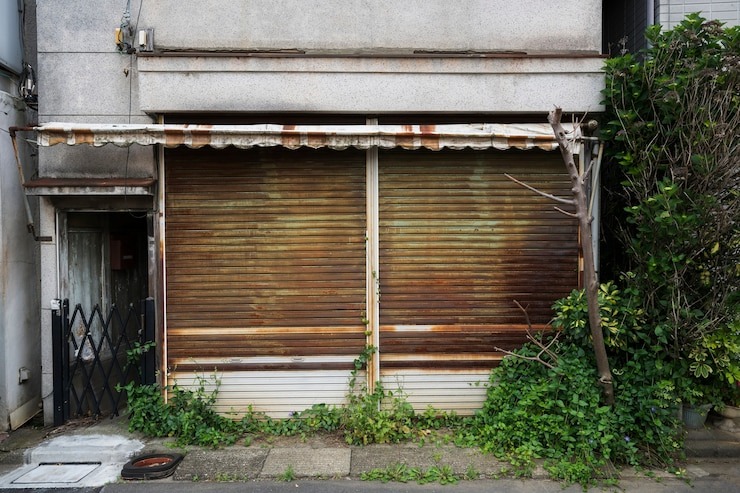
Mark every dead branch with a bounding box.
[494,301,561,370]
[504,173,575,206]
[549,107,614,405]
[499,108,615,404]
[553,206,578,219]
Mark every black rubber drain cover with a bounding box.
[121,453,184,480]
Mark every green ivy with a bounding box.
[118,376,242,448]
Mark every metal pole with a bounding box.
[143,297,156,385]
[51,299,64,426]
[61,300,71,421]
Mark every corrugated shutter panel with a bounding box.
[378,149,578,374]
[164,147,366,415]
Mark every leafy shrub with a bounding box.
[552,279,647,351]
[342,383,416,445]
[602,14,739,395]
[458,342,683,487]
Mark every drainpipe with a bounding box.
[8,126,48,241]
[647,0,655,49]
[588,141,604,275]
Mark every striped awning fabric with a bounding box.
[34,123,579,151]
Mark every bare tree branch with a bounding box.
[494,300,561,370]
[495,346,556,369]
[504,173,575,206]
[554,206,579,219]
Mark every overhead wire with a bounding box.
[123,0,148,218]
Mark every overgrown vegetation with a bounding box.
[602,14,739,405]
[121,344,461,450]
[458,327,684,486]
[451,15,737,487]
[457,282,685,486]
[122,298,685,487]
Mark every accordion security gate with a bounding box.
[51,298,156,425]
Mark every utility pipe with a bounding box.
[8,126,41,239]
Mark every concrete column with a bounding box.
[39,197,59,426]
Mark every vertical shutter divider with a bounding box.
[365,117,381,394]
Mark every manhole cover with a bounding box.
[11,462,101,484]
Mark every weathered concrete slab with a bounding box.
[350,444,507,478]
[26,434,144,464]
[685,427,740,458]
[0,433,143,489]
[261,448,350,478]
[174,448,268,481]
[12,462,101,484]
[0,462,122,489]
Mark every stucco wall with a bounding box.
[40,0,602,54]
[144,0,602,53]
[0,90,41,430]
[36,0,154,178]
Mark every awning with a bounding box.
[34,123,578,151]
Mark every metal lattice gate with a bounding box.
[51,298,155,425]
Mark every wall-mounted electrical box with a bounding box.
[137,29,154,52]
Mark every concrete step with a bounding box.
[24,433,143,465]
[0,434,144,489]
[684,418,740,458]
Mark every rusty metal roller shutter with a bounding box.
[164,147,367,374]
[378,148,579,371]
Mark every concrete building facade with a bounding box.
[26,0,612,425]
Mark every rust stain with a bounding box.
[47,134,68,146]
[164,147,368,370]
[164,127,186,147]
[307,131,326,148]
[420,124,440,151]
[507,136,529,149]
[189,125,213,148]
[280,126,301,148]
[75,129,95,145]
[167,325,362,336]
[163,146,578,380]
[395,125,416,149]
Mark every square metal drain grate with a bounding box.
[11,462,101,484]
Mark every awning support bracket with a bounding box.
[8,126,51,242]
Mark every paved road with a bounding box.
[2,475,739,493]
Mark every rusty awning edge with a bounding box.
[34,123,580,151]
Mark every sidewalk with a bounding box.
[1,411,739,489]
